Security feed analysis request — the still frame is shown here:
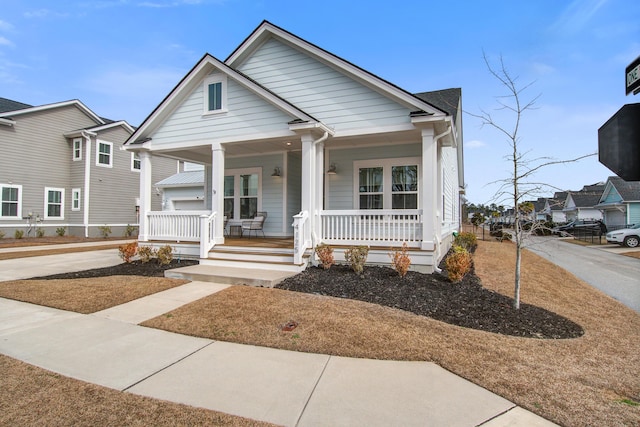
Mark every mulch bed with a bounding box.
[29,259,198,280]
[277,264,584,339]
[27,256,583,339]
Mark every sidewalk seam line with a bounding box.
[294,354,332,427]
[475,404,517,426]
[121,340,215,392]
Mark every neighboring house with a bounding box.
[595,176,640,229]
[531,198,548,221]
[156,169,205,211]
[0,97,177,238]
[546,193,567,224]
[125,21,465,272]
[563,191,604,222]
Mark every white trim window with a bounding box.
[224,167,261,220]
[72,138,82,161]
[1,184,21,218]
[96,140,113,167]
[72,188,81,211]
[45,187,65,219]
[203,74,227,115]
[354,158,420,210]
[131,152,141,171]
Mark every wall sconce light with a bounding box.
[327,163,337,175]
[271,167,282,177]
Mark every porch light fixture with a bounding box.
[327,163,337,175]
[271,167,282,177]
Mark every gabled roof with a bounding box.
[226,20,448,117]
[126,53,322,146]
[156,170,204,187]
[567,193,602,208]
[0,99,105,125]
[0,97,32,113]
[414,89,461,122]
[605,176,640,202]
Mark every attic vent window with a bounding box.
[203,74,227,115]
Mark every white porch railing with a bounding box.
[147,210,210,242]
[292,210,310,265]
[320,209,423,247]
[200,211,217,258]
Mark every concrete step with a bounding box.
[165,264,298,287]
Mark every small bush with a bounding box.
[156,245,173,265]
[14,230,24,239]
[344,245,369,275]
[98,225,112,238]
[0,230,4,239]
[138,246,155,263]
[118,241,138,263]
[36,228,45,238]
[454,231,477,251]
[124,224,137,238]
[56,227,66,237]
[315,243,334,270]
[389,243,411,278]
[445,245,472,283]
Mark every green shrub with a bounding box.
[56,227,66,237]
[389,243,411,278]
[124,224,137,238]
[0,230,5,239]
[156,245,173,265]
[454,231,477,251]
[98,225,112,238]
[138,246,155,263]
[445,245,472,283]
[118,242,138,263]
[36,228,45,238]
[344,245,369,275]
[315,243,334,270]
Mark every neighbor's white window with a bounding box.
[73,138,82,161]
[45,187,65,219]
[131,152,141,171]
[223,168,261,220]
[72,188,81,211]
[354,158,420,210]
[203,74,227,114]
[1,184,21,218]
[96,141,113,167]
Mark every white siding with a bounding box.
[237,38,412,132]
[152,76,295,145]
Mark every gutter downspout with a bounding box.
[311,132,329,249]
[431,124,452,273]
[81,130,95,238]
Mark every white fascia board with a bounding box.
[226,22,445,116]
[90,120,135,134]
[126,54,318,148]
[0,99,104,125]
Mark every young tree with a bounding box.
[473,53,594,310]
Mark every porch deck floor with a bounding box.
[220,237,294,249]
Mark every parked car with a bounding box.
[606,224,640,248]
[553,220,605,235]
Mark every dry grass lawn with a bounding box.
[0,244,123,260]
[1,240,638,426]
[0,276,188,313]
[142,241,640,427]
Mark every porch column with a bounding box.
[314,140,325,243]
[300,132,315,246]
[421,127,437,251]
[211,143,225,244]
[138,151,152,241]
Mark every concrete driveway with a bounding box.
[526,237,640,313]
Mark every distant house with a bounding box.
[595,176,640,229]
[546,192,567,223]
[0,97,177,238]
[562,184,605,222]
[124,21,465,272]
[155,168,205,211]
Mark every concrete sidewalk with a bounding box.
[0,293,557,426]
[0,239,134,254]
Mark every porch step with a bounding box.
[165,265,297,288]
[203,245,309,272]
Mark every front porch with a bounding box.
[141,208,440,273]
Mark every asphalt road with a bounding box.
[526,237,640,313]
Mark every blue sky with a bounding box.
[1,0,638,205]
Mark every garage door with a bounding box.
[605,209,626,228]
[173,199,205,210]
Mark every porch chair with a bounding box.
[241,211,267,238]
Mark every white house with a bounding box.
[124,21,464,272]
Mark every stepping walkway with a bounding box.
[0,286,558,426]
